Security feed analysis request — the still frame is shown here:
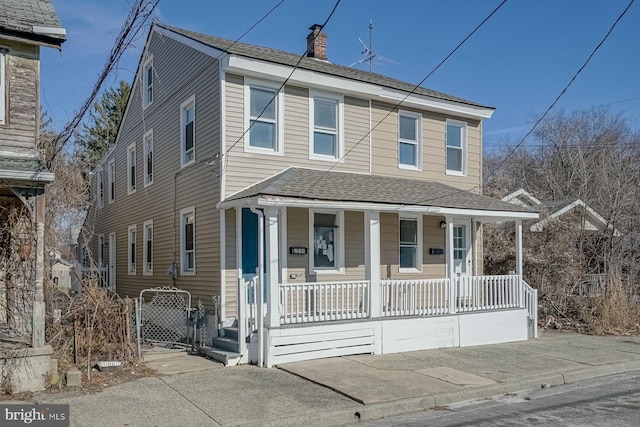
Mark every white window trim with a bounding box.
[180,206,196,275]
[127,224,136,275]
[0,52,5,125]
[308,90,344,162]
[180,95,196,167]
[96,167,104,209]
[399,215,423,273]
[97,234,105,268]
[445,119,467,176]
[398,110,422,171]
[143,219,153,276]
[127,142,137,195]
[243,78,284,156]
[107,159,115,204]
[308,209,344,275]
[142,54,153,109]
[143,129,154,187]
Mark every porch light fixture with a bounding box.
[440,220,447,229]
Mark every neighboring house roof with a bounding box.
[157,23,492,111]
[0,0,66,48]
[502,188,620,235]
[222,168,537,219]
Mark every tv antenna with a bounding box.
[349,20,399,72]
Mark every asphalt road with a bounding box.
[351,371,640,427]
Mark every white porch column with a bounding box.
[446,217,456,314]
[515,219,523,307]
[264,207,280,328]
[365,211,381,318]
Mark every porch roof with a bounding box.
[219,168,539,221]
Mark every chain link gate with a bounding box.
[137,287,192,355]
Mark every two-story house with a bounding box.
[84,23,538,367]
[0,0,65,392]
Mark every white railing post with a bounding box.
[237,277,247,355]
[446,219,456,314]
[365,211,381,318]
[264,207,280,328]
[515,220,524,307]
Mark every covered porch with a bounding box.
[218,168,539,367]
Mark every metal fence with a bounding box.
[137,287,192,354]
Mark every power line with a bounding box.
[483,0,636,185]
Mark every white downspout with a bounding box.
[250,207,265,367]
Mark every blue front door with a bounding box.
[242,208,267,302]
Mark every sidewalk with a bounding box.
[8,332,640,426]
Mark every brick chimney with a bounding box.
[306,24,327,61]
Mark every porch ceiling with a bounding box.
[219,168,538,221]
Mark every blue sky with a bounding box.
[41,0,640,154]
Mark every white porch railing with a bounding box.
[455,275,520,312]
[280,281,370,324]
[523,279,538,338]
[381,278,449,317]
[79,266,109,288]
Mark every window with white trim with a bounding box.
[97,167,104,208]
[180,207,195,274]
[143,129,153,187]
[244,80,283,154]
[128,225,136,274]
[0,52,5,124]
[446,119,467,175]
[310,92,343,160]
[127,143,136,194]
[309,210,344,273]
[180,96,195,166]
[97,234,105,268]
[107,159,115,204]
[143,220,153,275]
[399,216,423,271]
[143,55,153,108]
[398,111,421,169]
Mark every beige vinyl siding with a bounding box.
[0,41,39,154]
[371,101,482,193]
[223,75,370,198]
[380,213,446,279]
[224,208,238,316]
[85,31,222,307]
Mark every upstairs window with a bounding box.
[143,220,153,275]
[0,52,5,124]
[245,80,283,154]
[398,111,421,169]
[128,225,136,274]
[446,119,467,175]
[180,207,195,274]
[180,95,195,166]
[310,92,343,161]
[143,55,153,108]
[144,129,153,187]
[97,167,104,209]
[127,143,136,194]
[107,159,115,204]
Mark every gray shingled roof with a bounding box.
[158,24,492,110]
[226,168,535,213]
[0,0,65,45]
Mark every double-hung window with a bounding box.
[107,159,115,204]
[97,167,104,208]
[97,234,105,267]
[127,143,136,194]
[144,129,153,187]
[128,225,136,274]
[310,92,343,160]
[180,95,195,166]
[446,119,467,175]
[143,55,153,108]
[180,207,195,274]
[398,111,421,169]
[245,80,283,154]
[0,52,5,124]
[309,210,344,273]
[143,220,153,275]
[399,216,422,272]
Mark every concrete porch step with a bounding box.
[199,346,242,367]
[223,326,239,341]
[212,336,238,353]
